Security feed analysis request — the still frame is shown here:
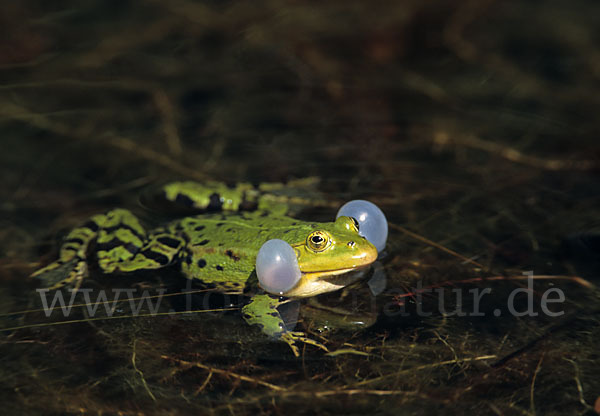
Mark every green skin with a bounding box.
[32,181,378,356]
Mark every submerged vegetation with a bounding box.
[1,0,599,415]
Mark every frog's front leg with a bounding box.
[242,294,329,357]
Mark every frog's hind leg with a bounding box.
[98,228,184,273]
[31,209,147,289]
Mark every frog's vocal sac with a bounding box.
[32,180,379,356]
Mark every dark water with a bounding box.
[1,1,599,415]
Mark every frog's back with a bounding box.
[172,212,318,294]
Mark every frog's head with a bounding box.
[283,216,378,297]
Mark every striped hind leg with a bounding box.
[31,209,147,289]
[97,228,184,273]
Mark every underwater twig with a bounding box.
[132,339,157,402]
[444,0,592,104]
[77,18,176,67]
[0,101,207,181]
[432,330,464,376]
[529,354,544,416]
[325,348,370,357]
[351,354,497,387]
[435,134,597,171]
[210,388,439,415]
[84,176,156,199]
[161,355,285,391]
[290,389,432,398]
[195,370,213,396]
[563,358,595,412]
[153,89,183,158]
[389,223,486,269]
[107,135,207,181]
[491,310,600,368]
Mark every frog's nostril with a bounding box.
[347,241,355,248]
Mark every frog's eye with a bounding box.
[336,200,388,252]
[256,239,301,295]
[307,231,331,252]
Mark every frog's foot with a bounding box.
[30,214,103,288]
[281,331,329,357]
[31,258,88,290]
[242,294,329,356]
[31,218,99,279]
[49,260,87,290]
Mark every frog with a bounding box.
[31,179,379,356]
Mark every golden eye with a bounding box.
[307,231,330,252]
[350,217,359,231]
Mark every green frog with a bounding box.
[32,179,378,356]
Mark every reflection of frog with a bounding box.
[32,180,378,355]
[299,263,386,334]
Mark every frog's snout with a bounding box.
[350,238,378,268]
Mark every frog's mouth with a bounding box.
[283,264,372,298]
